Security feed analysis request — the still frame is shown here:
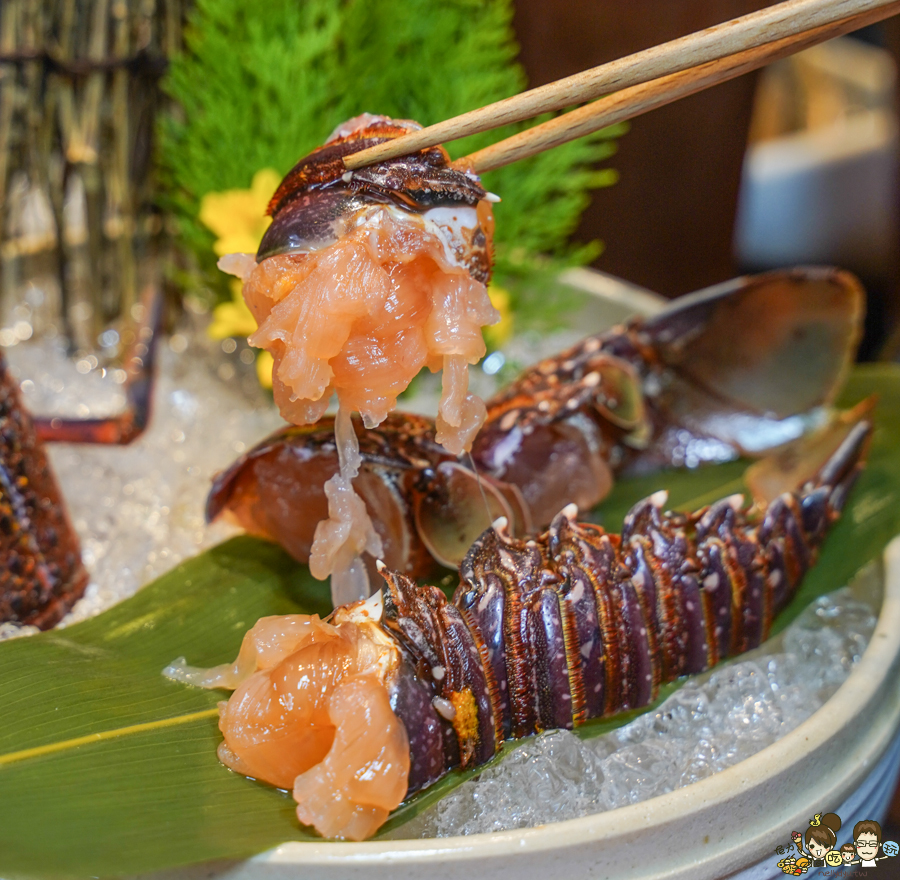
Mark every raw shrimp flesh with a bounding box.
[219,114,499,605]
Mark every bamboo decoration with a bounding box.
[0,0,181,351]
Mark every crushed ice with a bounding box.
[395,590,876,838]
[1,334,283,632]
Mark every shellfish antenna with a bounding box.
[466,450,498,536]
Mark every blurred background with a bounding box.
[514,0,900,359]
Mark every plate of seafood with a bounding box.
[2,115,900,880]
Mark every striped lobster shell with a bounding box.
[377,419,869,791]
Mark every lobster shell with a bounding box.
[207,266,865,579]
[0,352,88,627]
[377,418,869,788]
[257,114,492,284]
[180,412,871,838]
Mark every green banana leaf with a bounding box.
[1,365,898,879]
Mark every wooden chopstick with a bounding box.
[457,0,900,174]
[342,0,899,174]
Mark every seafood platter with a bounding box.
[2,115,900,879]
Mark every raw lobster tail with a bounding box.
[173,416,870,840]
[379,419,870,785]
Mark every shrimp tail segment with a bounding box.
[382,417,871,785]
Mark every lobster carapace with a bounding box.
[0,351,88,627]
[0,286,162,628]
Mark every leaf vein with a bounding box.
[0,708,219,767]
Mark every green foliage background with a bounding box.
[160,0,622,321]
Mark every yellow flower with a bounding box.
[201,169,282,390]
[199,168,280,257]
[255,350,274,389]
[208,279,258,340]
[484,283,513,348]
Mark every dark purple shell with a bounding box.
[257,115,490,282]
[471,266,865,516]
[379,419,869,790]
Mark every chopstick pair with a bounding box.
[342,0,900,175]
